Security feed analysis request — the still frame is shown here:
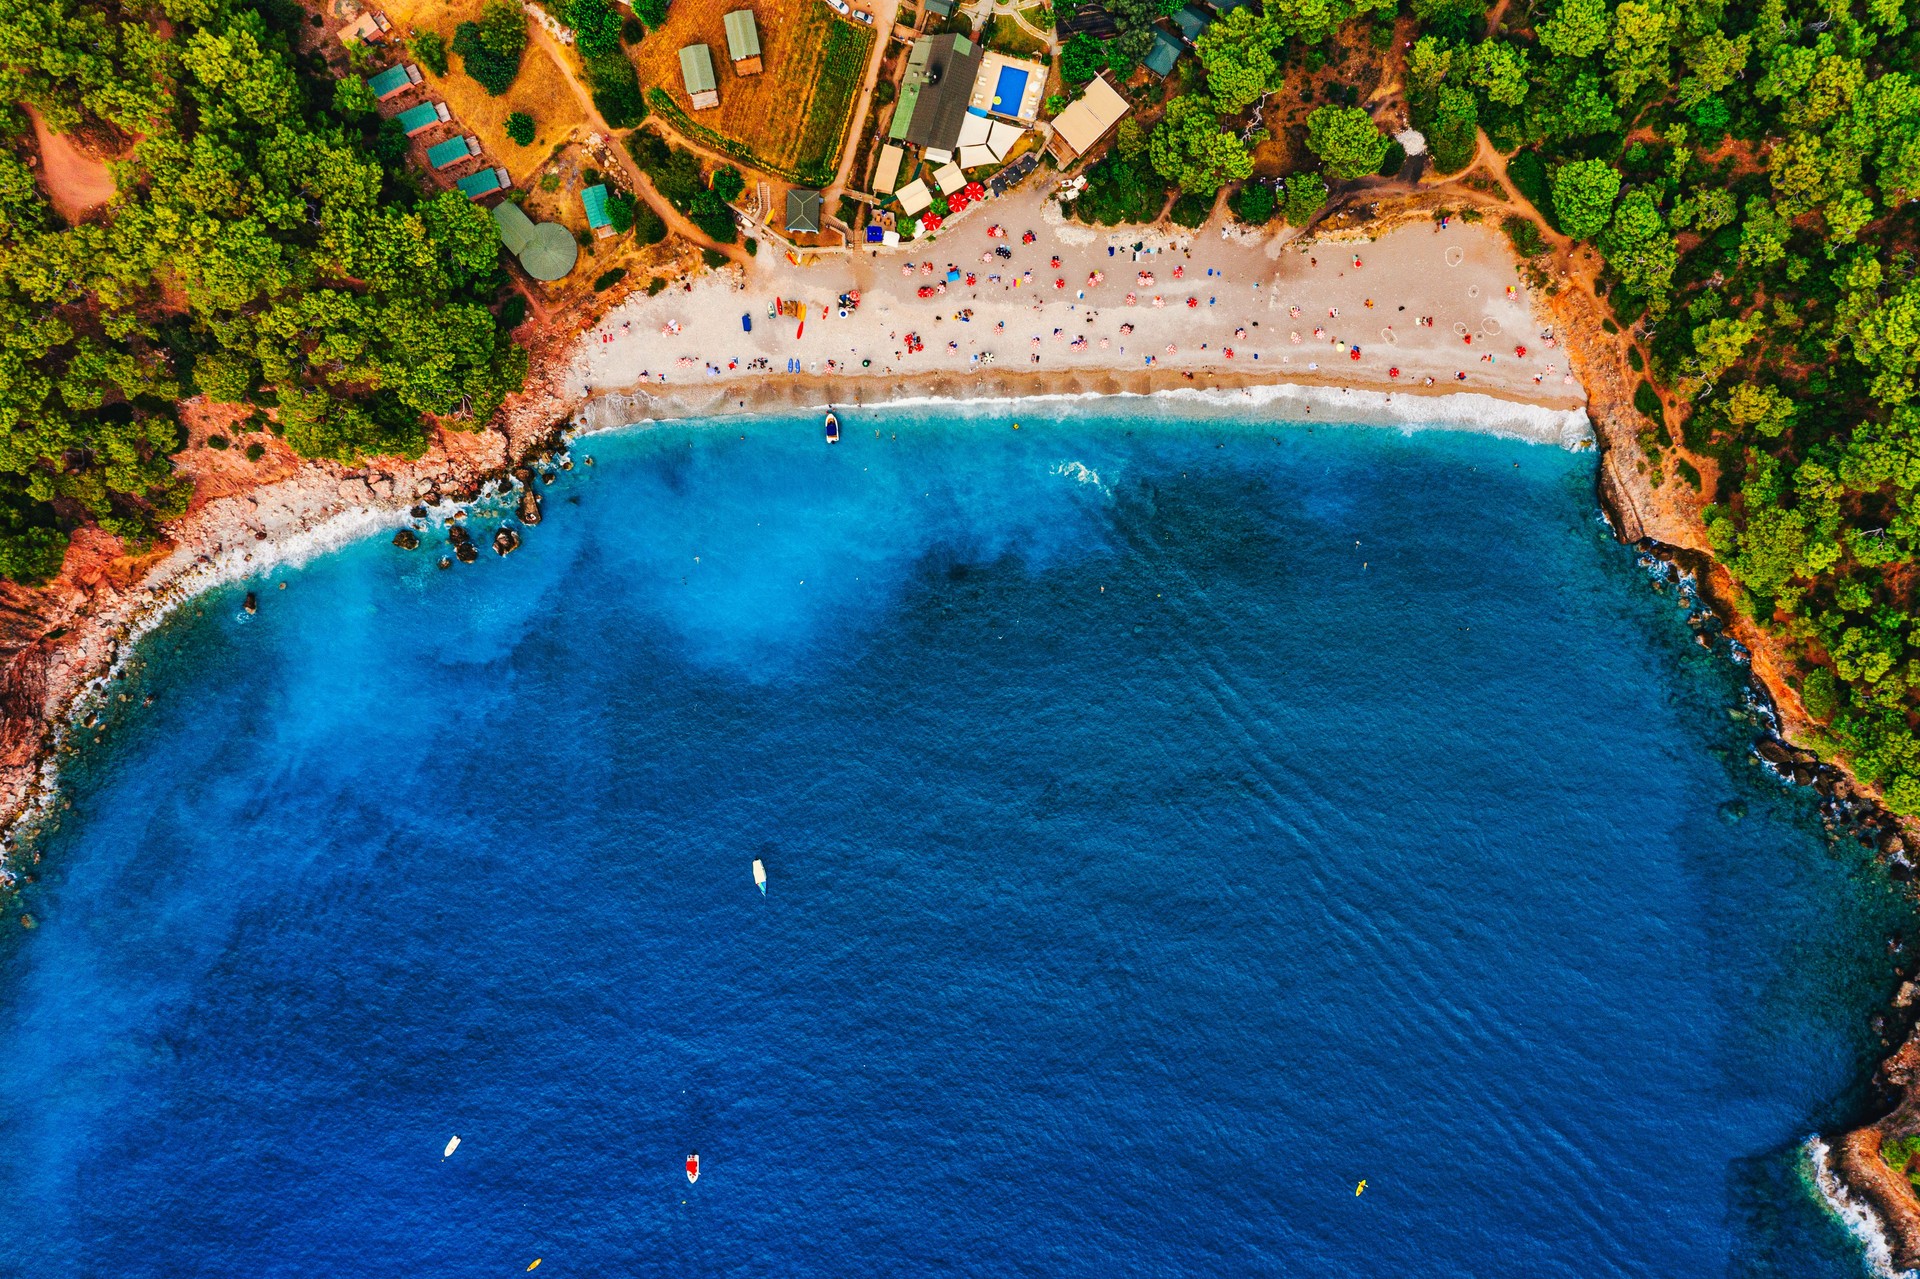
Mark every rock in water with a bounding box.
[243,592,257,614]
[437,557,452,570]
[493,526,521,556]
[518,488,543,526]
[455,542,478,564]
[393,528,420,550]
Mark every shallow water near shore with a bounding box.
[0,409,1907,1277]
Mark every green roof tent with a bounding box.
[785,188,822,234]
[724,10,761,62]
[427,134,480,170]
[1172,3,1211,40]
[581,183,613,233]
[679,44,719,109]
[366,63,419,100]
[492,200,537,255]
[1144,29,1181,76]
[457,166,509,199]
[490,201,577,280]
[395,101,446,135]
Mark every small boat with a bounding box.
[824,411,840,444]
[686,1152,701,1184]
[752,859,766,895]
[444,1135,461,1158]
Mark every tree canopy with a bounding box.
[1304,105,1391,180]
[0,0,528,582]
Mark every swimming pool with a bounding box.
[992,64,1029,115]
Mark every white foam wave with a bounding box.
[606,378,1597,447]
[1051,460,1105,488]
[1806,1135,1917,1279]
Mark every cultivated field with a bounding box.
[632,0,874,185]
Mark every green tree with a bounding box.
[1468,40,1529,106]
[1604,0,1675,102]
[505,111,535,144]
[1060,32,1106,85]
[1599,188,1678,315]
[1548,159,1621,239]
[1195,9,1284,114]
[1304,105,1390,179]
[333,74,378,119]
[569,0,624,57]
[1536,0,1608,58]
[1279,170,1329,224]
[1150,95,1263,195]
[411,30,449,75]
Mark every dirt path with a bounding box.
[25,105,117,224]
[826,0,904,199]
[528,25,744,263]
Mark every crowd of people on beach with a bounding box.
[574,216,1578,399]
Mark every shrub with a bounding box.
[373,115,410,166]
[244,442,266,462]
[410,30,449,76]
[744,236,758,256]
[498,295,528,329]
[633,203,667,244]
[505,111,535,144]
[207,434,230,450]
[452,18,523,95]
[634,0,668,26]
[1634,380,1665,425]
[1377,139,1407,177]
[585,51,646,127]
[711,165,745,202]
[1801,666,1839,722]
[690,189,737,242]
[701,247,728,268]
[605,190,636,232]
[1228,180,1275,224]
[593,267,628,292]
[1627,346,1644,371]
[646,276,669,295]
[568,0,624,57]
[622,16,645,42]
[1279,171,1329,226]
[1169,191,1213,227]
[1501,214,1544,256]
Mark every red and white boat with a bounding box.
[686,1152,700,1184]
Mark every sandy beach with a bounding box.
[568,186,1587,425]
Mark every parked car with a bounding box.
[853,8,874,21]
[826,0,851,14]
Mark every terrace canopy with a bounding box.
[932,162,967,195]
[395,101,447,135]
[785,188,822,234]
[679,44,720,109]
[872,143,904,194]
[426,135,480,169]
[456,167,509,199]
[894,178,932,216]
[724,10,762,74]
[1046,73,1130,160]
[365,63,419,100]
[957,144,997,170]
[581,183,615,236]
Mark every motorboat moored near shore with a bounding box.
[824,411,840,444]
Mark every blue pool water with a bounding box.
[0,410,1904,1277]
[993,64,1029,114]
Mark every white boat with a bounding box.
[824,411,840,443]
[752,859,766,895]
[444,1135,461,1158]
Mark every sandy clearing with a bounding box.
[25,106,116,224]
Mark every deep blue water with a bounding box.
[0,411,1906,1278]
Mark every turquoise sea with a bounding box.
[0,408,1907,1277]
